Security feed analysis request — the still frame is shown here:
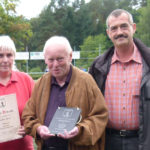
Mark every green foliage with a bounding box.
[28,8,57,52]
[136,0,150,46]
[28,0,94,50]
[0,0,32,46]
[16,60,29,72]
[29,67,43,80]
[75,34,111,70]
[68,3,93,49]
[0,0,18,14]
[26,0,145,72]
[2,0,149,73]
[0,0,33,72]
[140,0,147,6]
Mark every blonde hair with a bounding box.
[43,36,72,56]
[0,35,16,56]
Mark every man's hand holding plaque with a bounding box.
[37,125,55,140]
[37,125,79,140]
[37,107,81,140]
[38,107,81,139]
[57,126,79,139]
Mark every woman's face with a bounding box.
[0,49,15,74]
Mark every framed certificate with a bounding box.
[49,107,81,134]
[0,94,22,143]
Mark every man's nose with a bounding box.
[116,27,123,34]
[53,60,59,66]
[117,27,122,34]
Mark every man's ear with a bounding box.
[106,29,111,39]
[69,52,72,62]
[132,23,136,34]
[44,56,48,64]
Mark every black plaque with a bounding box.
[49,107,81,134]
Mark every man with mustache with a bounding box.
[89,9,150,150]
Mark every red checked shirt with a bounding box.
[105,44,142,130]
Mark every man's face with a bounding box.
[107,13,136,48]
[0,50,14,74]
[45,44,72,80]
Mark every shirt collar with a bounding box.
[0,71,18,86]
[111,43,142,64]
[9,71,18,82]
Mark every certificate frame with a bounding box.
[0,94,22,143]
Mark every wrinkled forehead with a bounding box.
[108,13,130,27]
[45,43,69,55]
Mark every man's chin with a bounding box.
[115,40,128,47]
[52,73,61,78]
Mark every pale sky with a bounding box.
[16,0,50,19]
[16,0,91,19]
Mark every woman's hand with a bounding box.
[18,126,26,137]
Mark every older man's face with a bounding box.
[45,44,72,81]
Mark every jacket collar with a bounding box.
[133,38,150,68]
[95,38,150,73]
[95,46,114,75]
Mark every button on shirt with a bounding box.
[104,45,142,130]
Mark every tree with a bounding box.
[75,34,111,70]
[28,0,93,70]
[0,0,18,14]
[0,0,32,45]
[0,0,33,71]
[27,0,144,72]
[136,0,150,46]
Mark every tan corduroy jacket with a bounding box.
[22,66,108,150]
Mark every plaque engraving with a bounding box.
[49,107,81,134]
[0,94,22,143]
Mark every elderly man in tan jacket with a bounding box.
[22,36,108,150]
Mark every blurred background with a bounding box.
[0,0,149,80]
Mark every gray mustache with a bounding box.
[114,34,128,39]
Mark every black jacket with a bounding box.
[89,38,150,150]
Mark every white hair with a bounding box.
[43,36,72,55]
[0,35,16,56]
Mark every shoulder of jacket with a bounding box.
[72,66,93,81]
